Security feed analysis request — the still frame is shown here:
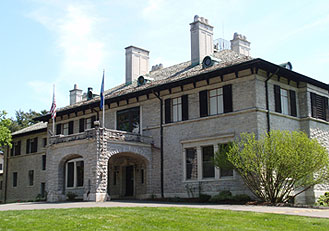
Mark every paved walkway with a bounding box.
[0,200,329,218]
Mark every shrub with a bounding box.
[231,194,251,202]
[316,192,329,206]
[199,194,211,202]
[209,191,233,203]
[66,192,78,201]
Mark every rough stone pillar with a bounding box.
[93,125,110,202]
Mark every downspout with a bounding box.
[154,92,164,198]
[265,68,280,133]
[4,146,9,203]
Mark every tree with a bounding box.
[0,110,12,149]
[9,109,48,132]
[214,130,329,203]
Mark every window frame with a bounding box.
[172,97,182,122]
[209,88,224,116]
[201,145,215,179]
[185,147,198,180]
[28,170,34,186]
[65,158,84,189]
[116,106,140,133]
[13,172,18,187]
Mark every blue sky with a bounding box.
[1,0,329,118]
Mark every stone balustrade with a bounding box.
[49,128,153,145]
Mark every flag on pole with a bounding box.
[100,70,105,110]
[50,84,56,119]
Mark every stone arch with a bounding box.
[107,151,149,199]
[58,154,84,196]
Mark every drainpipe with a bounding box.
[265,68,280,133]
[4,146,9,203]
[154,92,164,198]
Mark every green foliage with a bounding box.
[0,110,12,149]
[316,192,329,206]
[198,193,211,202]
[216,130,329,203]
[209,191,251,203]
[66,192,78,201]
[9,109,47,132]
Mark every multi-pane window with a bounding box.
[66,158,84,188]
[185,148,198,180]
[165,95,188,123]
[117,107,140,133]
[63,123,69,135]
[202,146,215,178]
[26,138,38,154]
[218,144,234,178]
[79,116,96,132]
[209,88,223,115]
[0,163,2,171]
[11,141,21,156]
[172,97,182,122]
[280,89,289,115]
[28,170,34,186]
[86,118,92,129]
[274,85,297,117]
[199,85,232,117]
[13,172,18,187]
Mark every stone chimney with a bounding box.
[125,46,149,84]
[230,32,251,56]
[69,84,82,105]
[190,15,214,66]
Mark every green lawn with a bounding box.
[0,207,328,231]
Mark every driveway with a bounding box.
[0,200,328,218]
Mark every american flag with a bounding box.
[50,85,56,119]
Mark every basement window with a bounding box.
[117,107,140,133]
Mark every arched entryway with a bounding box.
[108,152,148,199]
[58,154,85,199]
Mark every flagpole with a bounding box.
[102,70,105,129]
[52,84,56,136]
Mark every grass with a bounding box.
[0,207,328,231]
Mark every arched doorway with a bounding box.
[108,152,148,199]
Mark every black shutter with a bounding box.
[199,90,208,117]
[274,85,282,113]
[33,137,38,153]
[91,116,96,128]
[310,92,316,118]
[56,124,61,135]
[289,90,297,117]
[26,139,30,154]
[165,98,171,123]
[182,95,189,121]
[324,97,329,121]
[68,121,74,135]
[223,84,233,113]
[79,118,85,132]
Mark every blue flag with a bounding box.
[100,71,104,110]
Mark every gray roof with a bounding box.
[12,122,47,136]
[56,50,251,113]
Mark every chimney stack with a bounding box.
[125,46,149,84]
[190,15,214,66]
[69,84,82,105]
[230,33,251,56]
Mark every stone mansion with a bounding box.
[1,16,329,204]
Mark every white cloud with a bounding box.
[27,1,109,108]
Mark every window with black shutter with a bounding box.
[79,118,85,132]
[310,92,328,121]
[223,84,233,113]
[165,98,171,123]
[56,124,61,135]
[182,95,189,121]
[274,85,282,113]
[289,90,297,117]
[68,121,74,135]
[15,141,21,156]
[199,90,208,117]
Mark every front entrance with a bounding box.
[125,166,134,196]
